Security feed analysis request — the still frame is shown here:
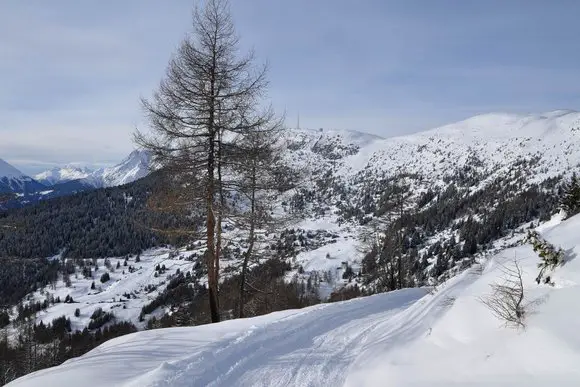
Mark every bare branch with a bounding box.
[480,258,525,328]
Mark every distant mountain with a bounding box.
[0,158,46,194]
[0,158,24,178]
[31,150,151,190]
[35,165,93,186]
[0,150,152,209]
[34,150,151,189]
[86,149,152,188]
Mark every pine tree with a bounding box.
[100,273,110,283]
[560,172,580,219]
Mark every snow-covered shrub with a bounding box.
[480,259,525,328]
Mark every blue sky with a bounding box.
[2,0,580,174]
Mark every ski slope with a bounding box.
[10,214,580,386]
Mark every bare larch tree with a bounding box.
[230,123,300,318]
[135,0,270,323]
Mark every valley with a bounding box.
[1,110,579,385]
[2,1,580,385]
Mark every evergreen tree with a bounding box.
[560,173,580,219]
[526,230,564,284]
[100,273,110,283]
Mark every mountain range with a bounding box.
[0,149,151,207]
[0,159,46,195]
[34,165,93,186]
[2,109,580,386]
[4,109,579,203]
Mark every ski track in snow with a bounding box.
[13,211,580,387]
[10,210,580,387]
[9,262,485,387]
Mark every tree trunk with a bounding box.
[239,164,257,318]
[215,130,224,313]
[397,187,404,289]
[206,128,220,323]
[206,47,221,323]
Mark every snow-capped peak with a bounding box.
[0,158,46,194]
[35,165,93,186]
[419,109,580,139]
[23,150,152,191]
[87,149,152,188]
[0,158,26,178]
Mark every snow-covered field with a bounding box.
[10,213,580,386]
[20,248,199,331]
[14,214,364,332]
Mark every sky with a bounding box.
[2,0,580,174]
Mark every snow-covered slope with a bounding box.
[10,213,580,387]
[0,158,46,194]
[16,248,199,332]
[286,110,580,191]
[86,149,151,188]
[35,165,93,186]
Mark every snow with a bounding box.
[283,110,580,201]
[93,149,151,188]
[0,158,25,178]
[4,210,365,337]
[34,165,93,186]
[11,213,580,386]
[0,158,45,193]
[19,248,198,332]
[294,238,359,273]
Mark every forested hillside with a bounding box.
[0,172,188,259]
[3,0,580,385]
